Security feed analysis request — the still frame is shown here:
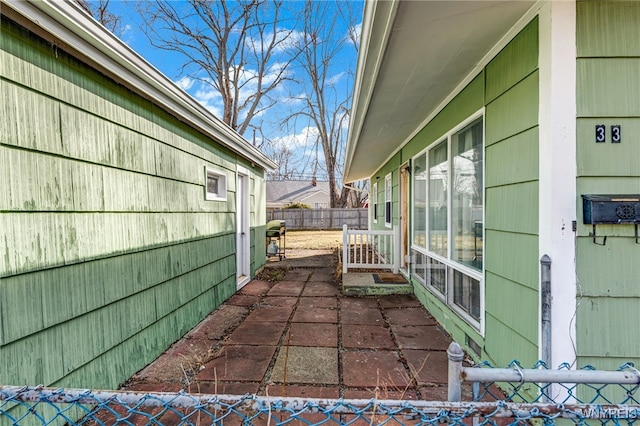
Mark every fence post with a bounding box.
[447,342,464,402]
[342,224,348,274]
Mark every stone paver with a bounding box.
[226,321,286,345]
[239,280,271,295]
[198,345,277,382]
[384,308,437,325]
[298,297,337,309]
[341,307,384,325]
[391,325,450,350]
[302,282,340,297]
[270,346,339,384]
[287,322,338,347]
[342,350,411,388]
[402,350,449,385]
[260,296,298,307]
[292,307,338,323]
[245,305,294,322]
[342,324,395,349]
[267,281,306,296]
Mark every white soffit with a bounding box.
[345,0,537,182]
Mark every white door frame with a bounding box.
[236,166,251,289]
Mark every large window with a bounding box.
[411,115,484,327]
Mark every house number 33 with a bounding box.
[595,125,621,143]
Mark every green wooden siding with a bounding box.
[576,1,640,368]
[1,15,266,390]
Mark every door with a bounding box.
[236,166,250,289]
[399,162,410,273]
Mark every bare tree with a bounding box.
[281,0,361,207]
[74,0,123,35]
[135,0,303,143]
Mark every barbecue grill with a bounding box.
[266,220,286,260]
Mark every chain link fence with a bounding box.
[2,342,639,425]
[2,375,639,425]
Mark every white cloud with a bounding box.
[175,76,195,91]
[271,126,319,150]
[327,72,346,86]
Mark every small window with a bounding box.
[384,173,392,227]
[205,167,227,201]
[372,181,378,223]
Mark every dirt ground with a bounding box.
[281,230,343,250]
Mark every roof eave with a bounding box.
[2,0,277,171]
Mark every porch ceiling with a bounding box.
[344,0,536,183]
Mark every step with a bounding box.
[341,272,413,296]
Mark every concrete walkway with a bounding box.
[124,250,455,401]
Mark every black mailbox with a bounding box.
[582,194,640,245]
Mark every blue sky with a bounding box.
[102,1,363,179]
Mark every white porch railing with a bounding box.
[342,224,400,274]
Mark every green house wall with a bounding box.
[1,15,267,390]
[370,18,540,367]
[575,0,640,370]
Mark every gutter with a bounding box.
[2,0,277,171]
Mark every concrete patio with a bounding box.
[123,249,457,401]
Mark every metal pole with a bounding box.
[540,254,552,369]
[448,342,465,401]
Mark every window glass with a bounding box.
[413,154,427,248]
[453,269,481,321]
[427,257,446,297]
[428,141,448,257]
[207,175,219,195]
[451,119,483,271]
[385,174,392,226]
[412,250,426,284]
[372,181,378,222]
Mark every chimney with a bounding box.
[312,176,317,186]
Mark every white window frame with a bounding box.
[384,173,392,228]
[372,181,378,224]
[410,110,485,332]
[205,166,227,201]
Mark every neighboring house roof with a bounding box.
[344,0,536,182]
[266,180,331,207]
[2,0,277,171]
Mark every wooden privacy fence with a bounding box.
[267,208,368,230]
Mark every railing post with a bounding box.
[342,224,348,274]
[393,225,400,273]
[447,342,465,402]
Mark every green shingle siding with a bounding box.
[482,17,539,367]
[576,1,640,368]
[1,14,265,391]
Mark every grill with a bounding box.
[266,220,286,260]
